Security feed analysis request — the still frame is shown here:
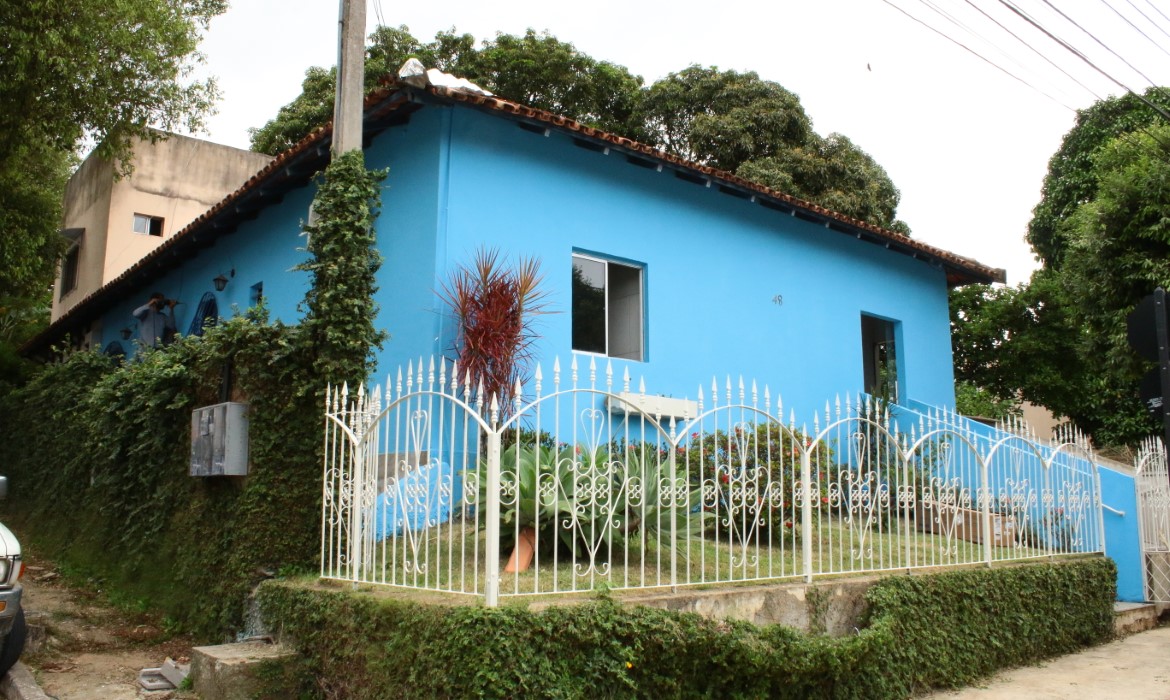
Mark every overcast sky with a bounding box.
[188,0,1170,284]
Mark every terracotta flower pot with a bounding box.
[504,526,537,573]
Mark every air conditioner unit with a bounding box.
[190,402,249,477]
[606,392,697,422]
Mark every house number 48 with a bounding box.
[772,294,783,306]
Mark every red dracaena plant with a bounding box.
[439,249,551,416]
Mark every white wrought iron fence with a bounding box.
[1136,437,1170,602]
[321,357,1105,605]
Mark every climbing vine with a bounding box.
[297,149,388,389]
[0,152,390,639]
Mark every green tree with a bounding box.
[0,0,225,385]
[249,25,440,156]
[1,0,225,171]
[640,67,906,231]
[639,66,811,172]
[1027,88,1170,269]
[953,97,1170,446]
[738,133,908,232]
[442,30,646,140]
[250,27,646,155]
[949,275,1082,422]
[253,31,911,232]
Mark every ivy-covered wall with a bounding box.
[0,314,318,636]
[0,151,385,639]
[257,558,1116,699]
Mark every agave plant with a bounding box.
[480,442,711,559]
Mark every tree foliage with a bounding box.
[1,0,225,171]
[250,27,646,155]
[739,133,908,232]
[954,94,1170,446]
[250,27,907,232]
[0,0,226,387]
[639,67,906,231]
[1027,88,1170,269]
[297,150,389,389]
[637,66,810,171]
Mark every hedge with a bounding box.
[256,557,1116,699]
[0,152,385,639]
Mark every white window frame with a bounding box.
[133,213,165,237]
[571,253,645,361]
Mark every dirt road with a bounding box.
[15,557,197,700]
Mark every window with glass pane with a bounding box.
[572,254,644,361]
[133,214,164,237]
[861,314,899,403]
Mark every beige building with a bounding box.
[53,133,272,325]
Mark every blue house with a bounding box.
[32,71,1156,604]
[30,72,1004,421]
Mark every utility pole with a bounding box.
[332,0,365,156]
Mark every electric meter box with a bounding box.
[190,402,249,476]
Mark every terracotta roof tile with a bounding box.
[26,79,1004,356]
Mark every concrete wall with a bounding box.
[53,153,114,323]
[54,134,272,322]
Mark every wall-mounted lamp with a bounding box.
[213,274,229,292]
[120,327,132,340]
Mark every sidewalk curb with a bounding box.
[0,663,50,700]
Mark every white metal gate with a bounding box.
[1136,437,1170,603]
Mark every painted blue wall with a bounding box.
[1100,466,1143,601]
[367,105,957,420]
[98,182,317,358]
[95,101,958,420]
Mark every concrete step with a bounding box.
[190,640,297,700]
[1114,601,1159,637]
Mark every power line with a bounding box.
[879,0,1077,110]
[1140,0,1170,34]
[1120,0,1170,46]
[1046,0,1170,99]
[999,0,1170,123]
[885,0,1170,158]
[960,0,1106,102]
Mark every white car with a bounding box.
[0,478,25,676]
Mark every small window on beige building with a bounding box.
[133,214,164,237]
[59,245,80,299]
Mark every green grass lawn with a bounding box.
[340,512,1054,598]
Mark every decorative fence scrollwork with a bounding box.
[321,357,1105,605]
